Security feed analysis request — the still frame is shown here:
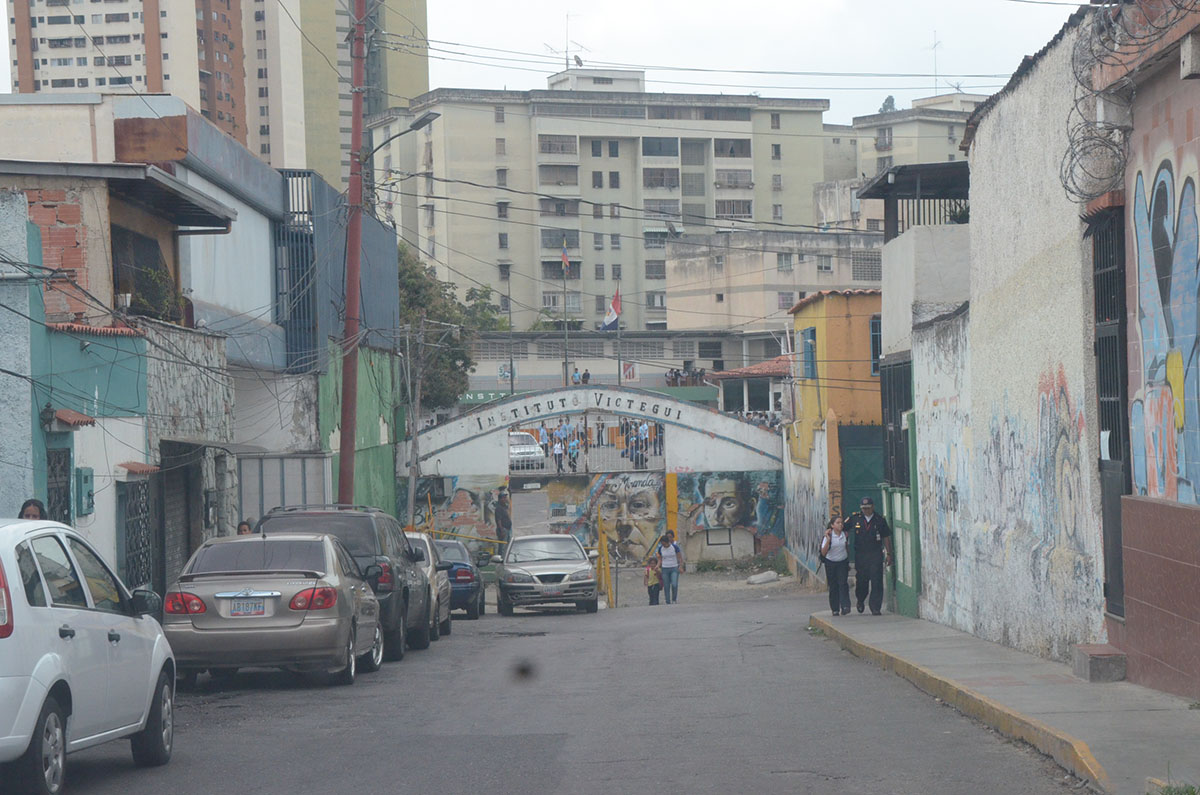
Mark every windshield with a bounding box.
[506,536,586,563]
[258,514,378,557]
[187,539,327,574]
[510,433,538,446]
[434,541,469,563]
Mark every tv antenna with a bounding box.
[544,14,589,71]
[930,31,942,94]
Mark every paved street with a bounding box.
[67,593,1073,795]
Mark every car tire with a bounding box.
[359,623,385,672]
[582,598,599,614]
[384,604,407,661]
[479,589,486,616]
[408,593,432,650]
[330,627,357,686]
[131,669,174,768]
[429,598,441,641]
[498,590,514,616]
[13,695,67,795]
[440,609,452,636]
[465,590,481,620]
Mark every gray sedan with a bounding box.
[493,534,599,615]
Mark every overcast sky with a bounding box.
[1,1,1078,123]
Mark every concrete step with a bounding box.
[1071,643,1127,683]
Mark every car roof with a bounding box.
[434,538,467,549]
[510,533,582,543]
[0,519,75,539]
[205,532,335,545]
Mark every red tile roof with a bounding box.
[788,289,881,314]
[47,322,144,338]
[54,408,95,427]
[710,354,793,380]
[118,461,160,475]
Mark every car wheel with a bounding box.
[360,623,384,672]
[407,592,432,650]
[384,604,407,661]
[331,627,357,686]
[131,669,174,767]
[13,695,67,795]
[479,589,486,616]
[440,609,452,636]
[465,589,481,620]
[498,590,514,616]
[429,598,441,641]
[582,598,599,614]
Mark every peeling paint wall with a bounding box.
[783,425,831,574]
[964,19,1105,659]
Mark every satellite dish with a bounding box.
[574,55,583,67]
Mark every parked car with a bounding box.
[493,533,599,615]
[162,533,382,686]
[434,539,486,620]
[257,505,431,655]
[405,532,453,639]
[0,519,175,795]
[509,431,545,470]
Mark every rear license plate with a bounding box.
[230,598,265,617]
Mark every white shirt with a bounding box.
[552,441,564,455]
[825,530,849,562]
[659,541,680,568]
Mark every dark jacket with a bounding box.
[846,510,891,563]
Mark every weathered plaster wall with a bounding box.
[882,225,972,357]
[0,190,35,514]
[143,320,233,457]
[783,425,831,575]
[232,369,319,453]
[966,21,1105,659]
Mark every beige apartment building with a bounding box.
[300,0,428,187]
[242,0,307,168]
[665,230,883,364]
[8,0,243,141]
[371,69,829,332]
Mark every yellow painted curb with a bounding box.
[810,614,1112,793]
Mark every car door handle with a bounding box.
[108,631,121,643]
[58,625,75,639]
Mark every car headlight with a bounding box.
[568,568,593,581]
[505,571,534,583]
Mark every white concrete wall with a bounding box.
[0,95,117,162]
[881,224,970,357]
[71,417,149,563]
[962,20,1105,659]
[232,370,319,453]
[0,190,35,514]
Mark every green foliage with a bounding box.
[1155,786,1199,795]
[694,558,725,573]
[878,95,897,113]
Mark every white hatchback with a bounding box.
[0,519,175,794]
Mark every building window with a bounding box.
[609,140,619,157]
[610,203,620,218]
[495,138,506,155]
[541,229,580,249]
[876,127,893,150]
[591,139,602,157]
[715,200,752,220]
[772,174,783,191]
[611,233,621,249]
[645,260,666,280]
[538,134,577,154]
[876,155,893,174]
[643,168,680,189]
[852,250,882,281]
[947,124,956,141]
[596,294,607,313]
[771,143,781,160]
[593,170,604,189]
[947,154,956,162]
[612,264,622,280]
[497,202,509,219]
[642,137,679,157]
[777,291,794,310]
[716,293,724,303]
[496,168,507,186]
[500,294,511,312]
[772,204,783,220]
[644,232,667,249]
[714,138,752,158]
[494,105,505,123]
[770,112,781,129]
[498,233,509,249]
[592,203,604,219]
[715,169,753,189]
[499,263,511,280]
[592,76,613,85]
[594,233,604,250]
[539,164,578,185]
[871,315,882,376]
[645,200,680,220]
[777,252,793,271]
[609,171,620,189]
[646,291,666,310]
[866,218,882,232]
[798,327,818,378]
[595,263,605,279]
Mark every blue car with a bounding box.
[434,540,486,620]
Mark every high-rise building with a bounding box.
[242,0,307,168]
[299,0,428,188]
[371,69,829,332]
[7,0,246,142]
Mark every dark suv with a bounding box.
[257,505,437,657]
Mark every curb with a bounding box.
[809,614,1111,793]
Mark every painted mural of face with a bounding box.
[595,475,663,558]
[702,478,746,529]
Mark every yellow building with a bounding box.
[786,289,883,524]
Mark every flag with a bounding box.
[602,287,621,331]
[561,237,570,276]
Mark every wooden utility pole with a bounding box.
[405,317,425,529]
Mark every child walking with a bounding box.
[644,555,662,605]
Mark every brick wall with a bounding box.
[25,188,94,322]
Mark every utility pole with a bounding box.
[405,316,426,530]
[616,323,623,387]
[337,0,367,504]
[507,285,515,395]
[562,247,570,386]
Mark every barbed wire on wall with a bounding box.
[1062,1,1200,203]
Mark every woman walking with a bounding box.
[820,516,851,616]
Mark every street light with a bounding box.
[362,111,441,164]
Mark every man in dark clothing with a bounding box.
[846,496,893,615]
[495,492,512,544]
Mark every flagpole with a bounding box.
[562,255,569,387]
[617,322,622,386]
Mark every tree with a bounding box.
[879,95,896,114]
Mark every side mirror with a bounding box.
[411,547,426,563]
[435,561,453,572]
[587,550,599,561]
[490,555,503,565]
[362,564,383,581]
[131,589,161,617]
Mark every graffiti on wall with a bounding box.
[784,428,831,571]
[1130,163,1200,504]
[406,474,510,552]
[674,471,784,561]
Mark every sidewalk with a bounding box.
[809,611,1199,795]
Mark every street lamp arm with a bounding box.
[361,111,440,163]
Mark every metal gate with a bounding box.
[117,479,160,593]
[46,448,71,524]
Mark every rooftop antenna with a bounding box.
[930,30,942,95]
[544,14,588,71]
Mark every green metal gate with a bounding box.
[881,411,920,617]
[839,425,883,519]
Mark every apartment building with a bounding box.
[299,0,428,187]
[371,69,829,331]
[242,0,306,167]
[7,0,244,140]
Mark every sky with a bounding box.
[0,0,1080,124]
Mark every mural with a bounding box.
[783,429,831,572]
[403,474,510,554]
[1130,163,1200,504]
[675,471,785,561]
[587,472,666,561]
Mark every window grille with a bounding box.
[715,170,753,188]
[642,137,680,157]
[645,260,666,279]
[539,134,578,154]
[852,250,882,281]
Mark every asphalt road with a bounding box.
[65,593,1075,795]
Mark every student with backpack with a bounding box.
[657,530,686,604]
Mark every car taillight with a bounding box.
[289,587,337,611]
[376,561,394,590]
[164,591,207,615]
[0,558,13,639]
[454,568,474,583]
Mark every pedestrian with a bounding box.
[638,419,650,451]
[657,530,685,604]
[846,497,893,615]
[553,438,565,474]
[18,498,46,520]
[495,492,512,543]
[595,419,605,447]
[644,554,662,605]
[572,368,582,385]
[653,422,664,455]
[237,520,254,535]
[582,368,591,384]
[539,424,550,456]
[567,436,580,472]
[820,515,851,616]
